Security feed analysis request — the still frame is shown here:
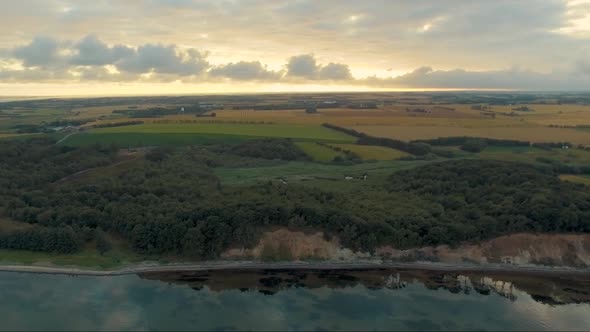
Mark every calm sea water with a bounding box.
[0,269,589,331]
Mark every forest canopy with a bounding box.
[0,138,589,257]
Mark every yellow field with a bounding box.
[559,174,590,186]
[75,102,590,144]
[351,125,590,145]
[331,144,409,160]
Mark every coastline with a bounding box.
[1,260,589,277]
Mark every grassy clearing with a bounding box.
[0,248,135,269]
[0,237,144,269]
[559,174,590,186]
[295,142,342,162]
[0,219,32,233]
[214,159,434,186]
[331,143,410,160]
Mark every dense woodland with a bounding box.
[229,139,308,161]
[0,138,589,257]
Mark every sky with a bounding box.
[0,0,589,96]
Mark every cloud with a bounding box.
[116,44,209,76]
[286,54,352,80]
[0,0,588,82]
[319,63,352,80]
[208,61,281,80]
[12,36,63,67]
[2,34,590,90]
[363,66,590,90]
[286,54,318,79]
[70,35,133,66]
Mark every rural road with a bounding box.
[1,261,589,277]
[55,132,77,145]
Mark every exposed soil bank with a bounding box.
[223,229,590,268]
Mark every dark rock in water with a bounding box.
[448,286,462,294]
[336,274,358,282]
[530,294,564,306]
[178,276,209,282]
[239,288,249,292]
[474,287,491,296]
[259,276,283,288]
[259,289,275,296]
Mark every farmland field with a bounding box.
[295,142,343,162]
[62,123,356,146]
[331,143,409,160]
[62,132,257,147]
[351,125,590,145]
[559,174,590,186]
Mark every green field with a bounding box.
[331,143,410,160]
[62,132,257,147]
[0,109,68,131]
[295,142,343,162]
[214,159,434,186]
[0,232,145,269]
[61,123,356,146]
[0,247,138,269]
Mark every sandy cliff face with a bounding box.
[223,229,590,268]
[377,233,590,268]
[221,229,368,261]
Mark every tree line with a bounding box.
[322,123,432,156]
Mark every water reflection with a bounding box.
[140,269,590,305]
[0,269,589,331]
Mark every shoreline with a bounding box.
[1,261,589,277]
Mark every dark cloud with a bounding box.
[116,44,209,75]
[209,61,281,80]
[286,54,352,80]
[319,63,352,80]
[70,35,133,66]
[286,54,318,79]
[12,36,62,67]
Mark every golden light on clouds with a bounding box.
[0,1,588,95]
